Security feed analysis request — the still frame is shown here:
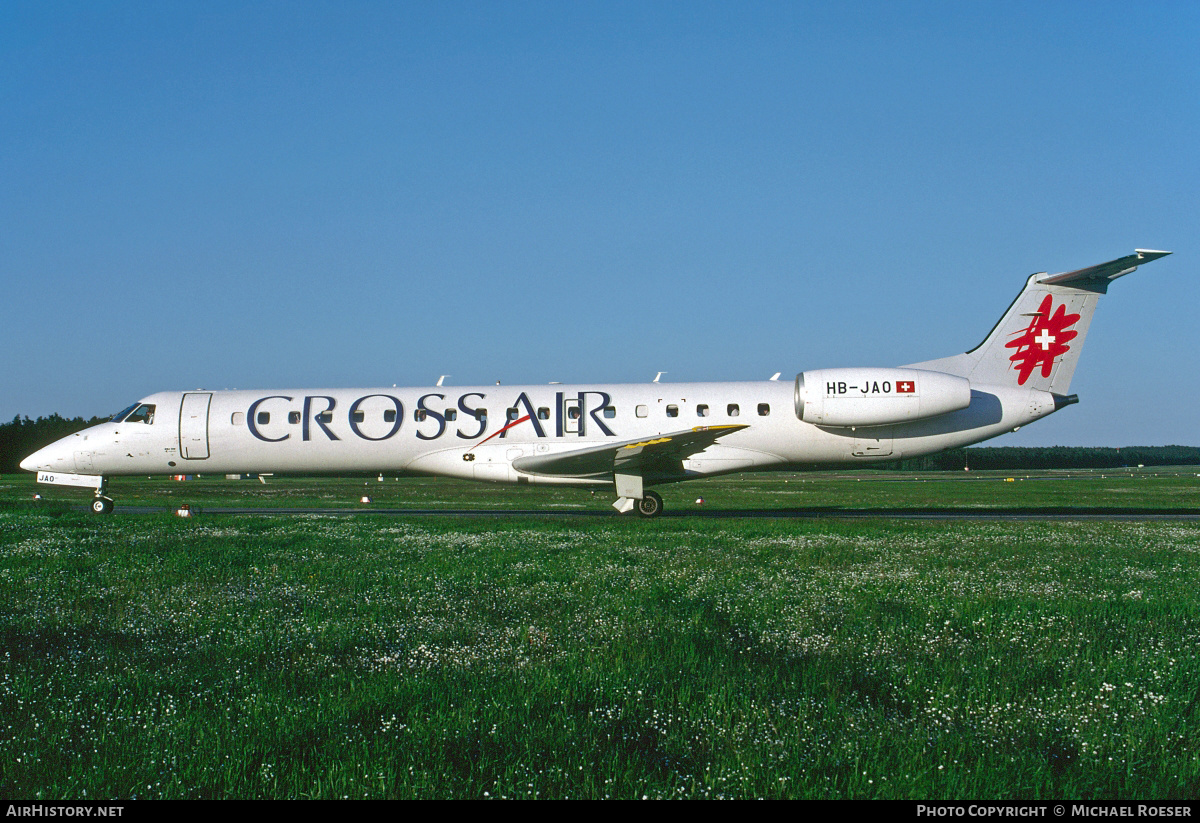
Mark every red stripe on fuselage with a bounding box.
[469,415,531,450]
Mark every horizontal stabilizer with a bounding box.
[1040,249,1171,290]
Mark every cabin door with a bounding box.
[179,392,212,459]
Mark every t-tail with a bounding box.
[907,249,1171,395]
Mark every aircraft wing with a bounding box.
[511,424,749,479]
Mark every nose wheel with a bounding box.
[90,496,114,515]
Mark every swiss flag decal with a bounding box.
[896,381,915,393]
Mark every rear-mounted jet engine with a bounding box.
[795,368,972,428]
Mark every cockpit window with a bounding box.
[111,403,140,422]
[124,404,156,424]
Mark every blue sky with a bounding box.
[2,1,1196,447]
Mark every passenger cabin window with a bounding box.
[728,404,740,417]
[288,411,301,424]
[414,409,426,422]
[666,405,679,418]
[257,411,270,425]
[231,412,244,426]
[758,403,770,416]
[603,406,616,419]
[384,409,397,423]
[506,408,520,421]
[696,404,709,417]
[316,411,333,424]
[352,410,365,423]
[537,407,550,420]
[445,409,457,421]
[636,405,648,418]
[568,407,581,420]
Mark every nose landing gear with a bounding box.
[90,477,113,515]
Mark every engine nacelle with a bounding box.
[795,368,972,428]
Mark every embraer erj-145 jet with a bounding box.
[22,249,1171,516]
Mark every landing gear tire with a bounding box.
[636,490,663,518]
[90,496,114,515]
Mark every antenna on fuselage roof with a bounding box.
[653,372,666,383]
[436,375,449,387]
[769,373,781,381]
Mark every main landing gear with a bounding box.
[635,490,663,518]
[612,474,663,518]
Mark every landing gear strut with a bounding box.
[636,490,663,518]
[90,477,113,515]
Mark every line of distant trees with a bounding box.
[1,413,1197,475]
[886,445,1200,472]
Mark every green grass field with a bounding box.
[1,471,1198,798]
[4,466,1200,514]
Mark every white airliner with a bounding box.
[21,249,1171,516]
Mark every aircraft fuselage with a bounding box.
[22,378,1056,485]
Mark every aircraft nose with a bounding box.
[19,441,66,473]
[19,448,44,472]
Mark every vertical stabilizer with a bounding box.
[907,250,1170,394]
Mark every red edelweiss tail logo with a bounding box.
[1005,295,1080,385]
